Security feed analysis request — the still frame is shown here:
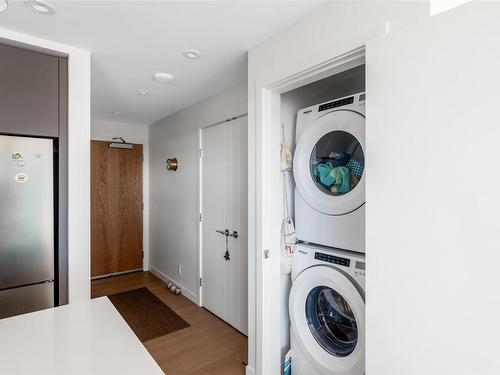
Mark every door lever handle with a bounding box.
[216,229,229,236]
[229,230,239,239]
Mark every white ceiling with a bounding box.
[0,1,325,126]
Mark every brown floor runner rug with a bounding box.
[108,287,190,342]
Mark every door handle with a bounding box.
[216,229,229,236]
[229,230,239,239]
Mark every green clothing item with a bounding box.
[329,166,351,193]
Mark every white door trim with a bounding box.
[248,46,366,374]
[197,114,248,308]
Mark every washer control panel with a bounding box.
[314,252,350,267]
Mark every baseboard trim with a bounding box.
[91,268,143,280]
[245,365,256,375]
[149,266,198,304]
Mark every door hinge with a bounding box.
[142,201,144,210]
[199,277,203,287]
[142,251,144,259]
[199,212,202,222]
[199,148,203,158]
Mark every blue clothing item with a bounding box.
[330,166,351,193]
[328,152,351,167]
[314,162,335,186]
[346,159,364,178]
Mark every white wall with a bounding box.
[149,81,247,304]
[247,2,429,374]
[92,120,148,144]
[430,0,471,15]
[366,2,500,373]
[91,120,150,271]
[0,28,91,303]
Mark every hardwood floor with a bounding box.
[92,271,248,375]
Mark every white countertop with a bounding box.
[0,297,164,374]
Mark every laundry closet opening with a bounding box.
[279,61,366,368]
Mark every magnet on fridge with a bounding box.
[12,152,23,161]
[15,173,28,183]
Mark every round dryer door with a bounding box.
[293,109,365,215]
[289,265,365,375]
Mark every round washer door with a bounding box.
[289,265,365,375]
[293,109,365,215]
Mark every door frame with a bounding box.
[197,114,248,307]
[248,46,365,374]
[90,136,149,275]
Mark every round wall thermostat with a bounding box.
[166,158,178,171]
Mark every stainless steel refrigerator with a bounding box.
[0,135,54,319]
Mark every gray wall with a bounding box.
[149,81,247,302]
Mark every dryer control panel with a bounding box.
[318,96,354,112]
[314,252,350,267]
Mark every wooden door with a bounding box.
[201,116,248,334]
[91,141,143,278]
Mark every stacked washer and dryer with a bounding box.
[290,92,366,375]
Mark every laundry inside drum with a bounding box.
[310,130,364,196]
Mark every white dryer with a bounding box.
[290,243,365,375]
[293,93,365,252]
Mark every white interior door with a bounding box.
[366,2,500,374]
[200,123,226,320]
[201,116,248,334]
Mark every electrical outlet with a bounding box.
[177,265,182,276]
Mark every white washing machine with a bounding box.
[290,243,365,375]
[293,93,365,252]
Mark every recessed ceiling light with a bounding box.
[182,50,201,59]
[111,110,120,115]
[0,0,8,13]
[25,0,55,15]
[138,90,149,96]
[153,72,174,84]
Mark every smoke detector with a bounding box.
[153,73,174,84]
